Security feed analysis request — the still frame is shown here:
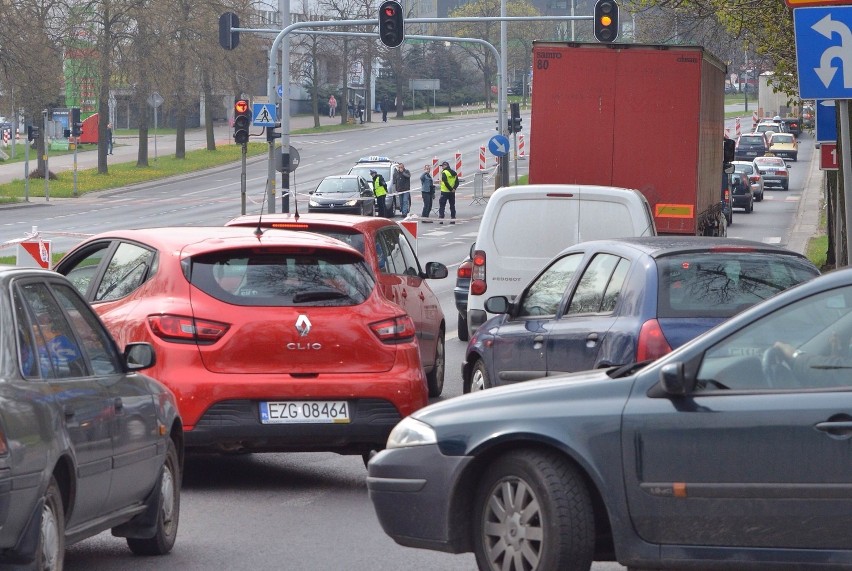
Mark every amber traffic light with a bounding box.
[594,0,619,43]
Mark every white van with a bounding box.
[465,184,657,337]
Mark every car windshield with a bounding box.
[756,158,786,168]
[189,248,375,307]
[350,165,391,182]
[656,252,818,318]
[315,178,359,194]
[740,136,763,145]
[771,134,794,144]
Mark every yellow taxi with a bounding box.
[767,132,798,162]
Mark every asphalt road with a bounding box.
[0,113,821,571]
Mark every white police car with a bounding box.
[348,156,401,215]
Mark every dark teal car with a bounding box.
[368,266,852,571]
[462,237,818,393]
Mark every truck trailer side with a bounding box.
[528,42,727,236]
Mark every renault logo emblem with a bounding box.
[295,314,311,337]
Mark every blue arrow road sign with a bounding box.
[488,134,510,157]
[795,6,852,99]
[252,103,277,127]
[816,99,838,142]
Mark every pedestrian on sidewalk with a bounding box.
[393,163,411,216]
[420,164,435,218]
[438,161,458,224]
[370,169,388,218]
[328,95,337,118]
[107,123,114,155]
[381,96,389,122]
[358,103,365,124]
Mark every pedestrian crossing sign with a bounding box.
[252,103,277,127]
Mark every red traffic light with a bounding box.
[234,100,249,114]
[384,6,396,16]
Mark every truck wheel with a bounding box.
[458,313,469,342]
[473,450,594,571]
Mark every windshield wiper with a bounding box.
[292,290,348,303]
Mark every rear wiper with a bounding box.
[292,290,348,303]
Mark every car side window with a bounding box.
[95,242,155,302]
[63,242,112,296]
[518,253,583,318]
[392,229,420,277]
[53,283,122,376]
[697,286,852,391]
[566,254,624,315]
[13,289,43,379]
[18,282,86,379]
[375,230,401,275]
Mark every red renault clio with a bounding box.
[54,226,428,461]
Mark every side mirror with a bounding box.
[124,342,156,371]
[424,261,448,280]
[723,138,736,163]
[484,296,510,314]
[659,362,695,395]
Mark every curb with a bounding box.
[787,142,823,256]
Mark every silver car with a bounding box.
[753,155,791,191]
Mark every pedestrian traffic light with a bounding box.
[233,99,251,145]
[266,122,281,142]
[509,102,522,134]
[27,125,40,141]
[512,116,523,133]
[378,0,404,48]
[71,108,83,137]
[593,0,619,43]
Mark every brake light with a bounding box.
[778,170,788,177]
[749,175,759,183]
[148,315,230,343]
[470,250,486,295]
[0,426,7,456]
[636,319,673,362]
[457,260,472,280]
[370,315,416,343]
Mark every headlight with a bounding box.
[309,199,320,207]
[386,417,436,449]
[344,199,358,206]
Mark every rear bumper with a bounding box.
[185,398,403,453]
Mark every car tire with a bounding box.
[783,182,789,191]
[457,313,469,342]
[755,191,763,202]
[425,331,445,397]
[473,449,594,571]
[36,476,65,571]
[126,439,180,556]
[469,359,492,392]
[747,199,753,213]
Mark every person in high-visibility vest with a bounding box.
[370,169,388,218]
[438,161,459,224]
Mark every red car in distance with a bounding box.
[54,226,429,461]
[226,213,449,397]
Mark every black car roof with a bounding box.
[561,236,809,260]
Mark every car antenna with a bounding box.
[292,170,300,221]
[255,182,269,238]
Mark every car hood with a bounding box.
[413,368,633,430]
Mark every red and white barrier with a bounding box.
[455,150,462,178]
[17,240,52,269]
[518,134,526,158]
[735,117,741,138]
[752,111,758,131]
[479,146,486,170]
[725,127,730,138]
[432,157,440,179]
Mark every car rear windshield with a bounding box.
[739,136,764,145]
[188,248,375,307]
[755,158,786,168]
[261,226,366,255]
[771,134,794,144]
[656,252,818,318]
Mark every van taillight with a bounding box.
[470,250,487,296]
[370,315,416,343]
[636,319,673,362]
[457,260,472,280]
[148,315,230,343]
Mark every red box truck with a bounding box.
[528,42,728,236]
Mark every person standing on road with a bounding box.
[370,169,389,218]
[420,165,435,218]
[394,163,411,216]
[328,95,337,118]
[107,123,114,155]
[381,96,389,122]
[438,161,458,224]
